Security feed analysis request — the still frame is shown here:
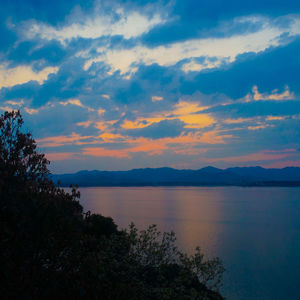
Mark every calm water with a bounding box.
[77,187,300,300]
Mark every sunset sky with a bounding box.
[1,0,300,173]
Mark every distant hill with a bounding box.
[52,166,300,187]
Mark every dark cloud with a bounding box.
[0,57,89,107]
[142,0,300,45]
[1,0,95,25]
[204,100,300,118]
[179,38,300,98]
[7,41,67,68]
[23,103,94,138]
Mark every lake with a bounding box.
[76,186,300,300]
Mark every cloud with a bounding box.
[24,107,39,115]
[101,94,110,99]
[59,99,85,107]
[265,116,286,121]
[21,9,164,43]
[0,106,14,112]
[126,119,185,139]
[7,40,67,67]
[204,100,300,118]
[0,57,91,107]
[21,101,99,139]
[59,98,95,111]
[84,15,300,75]
[143,1,300,46]
[152,95,163,102]
[37,132,96,147]
[252,85,295,100]
[223,117,254,124]
[247,124,272,130]
[5,99,24,106]
[119,100,215,131]
[77,120,93,128]
[181,57,228,73]
[0,64,58,89]
[178,37,300,99]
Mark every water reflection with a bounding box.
[77,186,300,300]
[79,187,225,255]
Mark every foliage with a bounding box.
[0,110,49,192]
[0,110,225,299]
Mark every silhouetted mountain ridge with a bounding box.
[52,166,300,187]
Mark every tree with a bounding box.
[0,111,86,298]
[0,110,49,191]
[0,110,225,299]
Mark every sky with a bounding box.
[1,0,300,173]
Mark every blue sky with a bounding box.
[1,0,300,173]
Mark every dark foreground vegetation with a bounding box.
[0,111,224,299]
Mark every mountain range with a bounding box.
[52,166,300,187]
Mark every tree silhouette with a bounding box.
[0,110,49,190]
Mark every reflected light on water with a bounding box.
[78,187,224,256]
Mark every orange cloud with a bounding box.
[127,138,168,155]
[77,121,92,128]
[59,98,94,111]
[266,116,286,121]
[95,120,118,131]
[121,101,214,130]
[223,118,253,124]
[172,100,209,115]
[247,125,269,130]
[99,133,125,141]
[121,116,168,129]
[179,114,215,128]
[83,136,170,158]
[38,133,94,147]
[121,120,150,129]
[199,131,233,144]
